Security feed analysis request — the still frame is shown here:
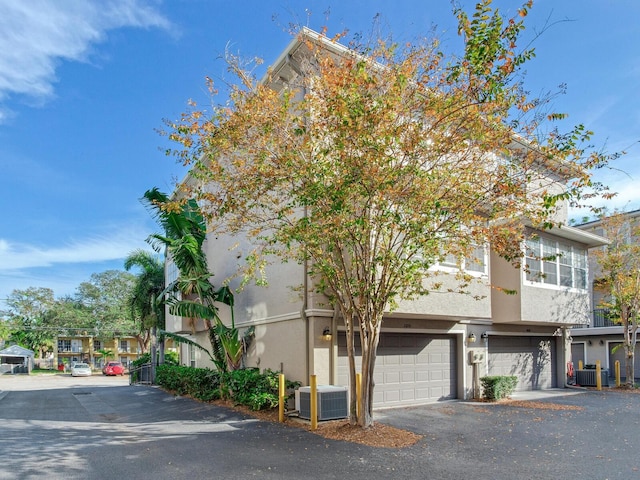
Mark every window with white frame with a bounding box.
[189,344,196,368]
[167,258,179,284]
[437,244,488,276]
[166,258,181,301]
[71,339,82,353]
[525,236,587,289]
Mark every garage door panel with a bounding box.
[384,370,399,382]
[608,343,640,378]
[384,354,400,365]
[488,336,556,391]
[338,332,457,407]
[571,343,585,367]
[415,387,430,398]
[401,354,417,365]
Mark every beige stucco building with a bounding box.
[571,210,640,380]
[55,335,141,370]
[166,29,608,408]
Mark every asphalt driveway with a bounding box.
[377,389,640,479]
[1,375,639,479]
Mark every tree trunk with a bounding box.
[621,310,636,387]
[345,314,357,425]
[136,334,145,354]
[624,346,634,387]
[342,304,384,427]
[358,316,381,428]
[631,326,639,386]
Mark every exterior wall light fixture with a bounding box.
[322,327,332,341]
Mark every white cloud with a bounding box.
[0,226,160,304]
[0,0,171,118]
[0,230,154,271]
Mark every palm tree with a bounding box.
[142,188,240,372]
[124,249,165,353]
[97,348,114,363]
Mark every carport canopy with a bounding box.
[0,345,34,373]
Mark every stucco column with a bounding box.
[561,327,572,386]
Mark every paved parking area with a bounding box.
[376,388,640,479]
[1,375,639,479]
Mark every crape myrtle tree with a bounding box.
[163,1,613,427]
[593,212,640,387]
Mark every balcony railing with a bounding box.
[574,308,619,329]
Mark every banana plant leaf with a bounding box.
[158,330,227,371]
[214,321,242,371]
[214,286,235,328]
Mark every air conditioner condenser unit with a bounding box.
[295,385,348,421]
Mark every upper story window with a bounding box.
[525,236,587,290]
[166,258,179,284]
[436,244,488,276]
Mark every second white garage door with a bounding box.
[337,332,457,407]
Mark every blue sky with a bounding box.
[0,0,638,306]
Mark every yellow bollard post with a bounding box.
[310,374,318,431]
[356,373,362,420]
[278,373,285,423]
[615,360,621,387]
[578,360,583,370]
[596,360,602,391]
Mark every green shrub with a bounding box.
[131,353,151,368]
[132,350,180,368]
[155,365,301,410]
[163,350,179,365]
[480,375,518,401]
[156,364,221,401]
[222,368,301,410]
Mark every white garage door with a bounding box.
[488,336,557,391]
[337,332,457,407]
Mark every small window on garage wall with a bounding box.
[189,344,196,368]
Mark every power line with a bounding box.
[3,325,139,335]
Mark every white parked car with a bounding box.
[70,363,92,377]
